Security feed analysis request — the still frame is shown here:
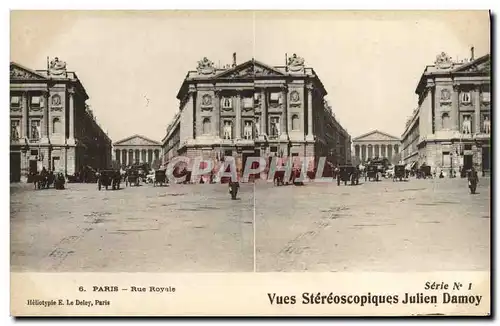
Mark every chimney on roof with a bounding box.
[470,46,475,61]
[232,52,237,67]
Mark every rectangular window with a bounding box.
[442,151,450,167]
[30,119,41,140]
[242,97,253,109]
[10,96,21,107]
[10,120,20,140]
[31,96,41,106]
[482,92,490,103]
[269,93,280,105]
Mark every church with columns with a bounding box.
[352,130,401,164]
[113,134,162,168]
[10,59,112,182]
[161,53,351,171]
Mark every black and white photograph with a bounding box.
[9,9,491,316]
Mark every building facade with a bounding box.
[352,130,401,164]
[161,53,351,171]
[10,59,112,182]
[113,134,162,168]
[401,50,491,174]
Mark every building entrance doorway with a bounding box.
[463,154,473,170]
[10,152,21,182]
[52,157,61,173]
[482,146,490,172]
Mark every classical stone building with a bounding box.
[10,59,112,182]
[161,53,351,171]
[352,130,401,164]
[401,50,491,174]
[113,134,162,168]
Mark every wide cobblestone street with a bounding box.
[11,182,254,272]
[255,177,490,272]
[11,177,490,273]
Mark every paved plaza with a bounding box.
[10,182,254,272]
[10,177,490,272]
[255,177,490,272]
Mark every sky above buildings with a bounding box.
[11,11,490,143]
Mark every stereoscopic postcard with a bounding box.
[9,10,491,316]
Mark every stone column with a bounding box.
[306,84,314,141]
[43,91,50,139]
[148,149,153,165]
[68,89,75,144]
[387,145,392,161]
[281,85,289,141]
[261,88,267,137]
[235,91,242,139]
[452,83,460,131]
[22,92,28,139]
[214,89,221,138]
[474,86,481,134]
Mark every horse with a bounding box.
[33,169,54,189]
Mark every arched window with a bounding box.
[52,117,61,134]
[291,114,300,130]
[461,92,471,103]
[202,117,211,134]
[222,97,232,109]
[441,112,450,129]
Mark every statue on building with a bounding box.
[11,122,20,140]
[287,53,305,72]
[434,52,453,69]
[255,119,260,136]
[31,123,41,140]
[223,121,232,139]
[462,115,471,134]
[244,121,253,140]
[483,115,491,134]
[196,57,215,75]
[49,57,67,76]
[274,119,281,136]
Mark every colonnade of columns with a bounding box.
[114,147,160,167]
[354,143,400,162]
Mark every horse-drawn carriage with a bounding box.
[273,157,304,186]
[365,164,381,182]
[32,170,56,189]
[97,169,121,190]
[337,165,360,186]
[417,165,432,179]
[153,169,168,187]
[393,164,407,182]
[125,168,140,187]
